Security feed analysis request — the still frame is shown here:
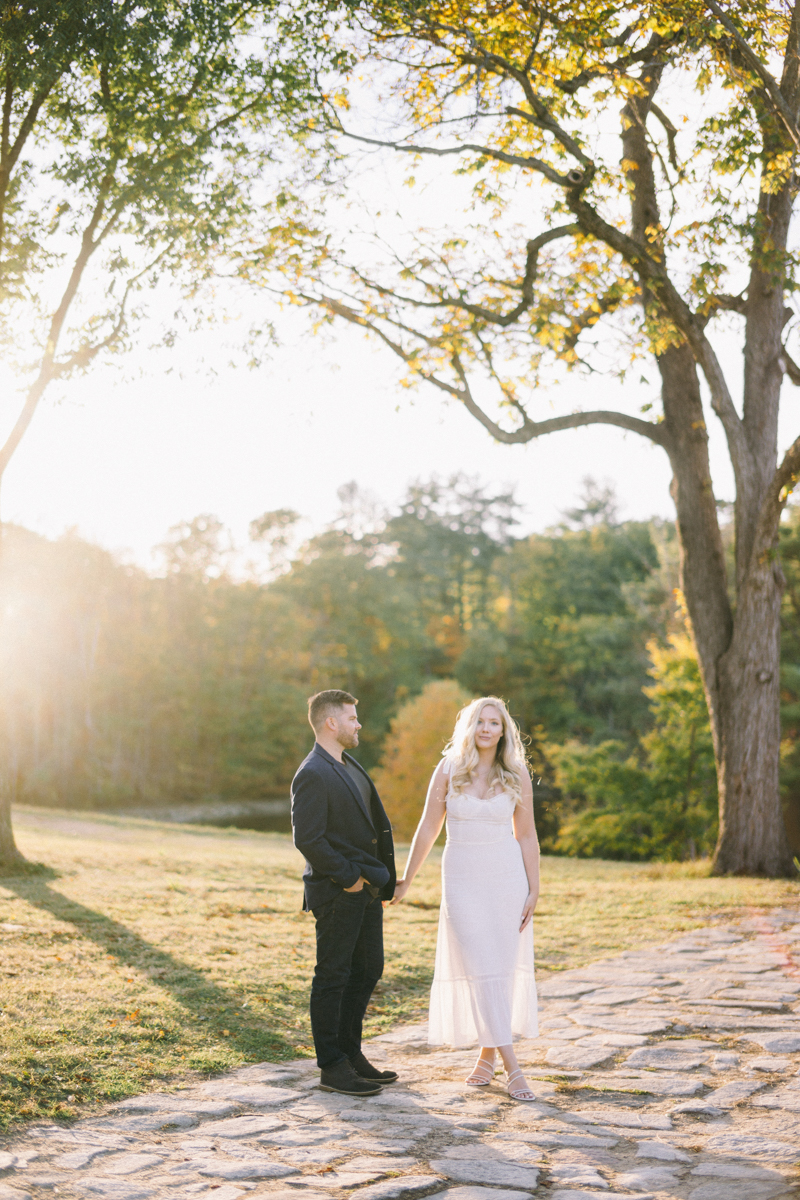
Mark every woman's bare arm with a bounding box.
[513,772,540,931]
[389,761,448,904]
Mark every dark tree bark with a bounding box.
[618,54,794,874]
[0,519,25,867]
[0,759,24,870]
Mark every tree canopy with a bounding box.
[0,0,344,498]
[263,0,800,439]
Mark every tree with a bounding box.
[372,678,470,838]
[0,522,315,813]
[459,498,667,747]
[261,0,800,875]
[273,521,431,765]
[383,473,519,671]
[158,515,233,579]
[0,0,342,865]
[250,508,302,577]
[551,634,718,860]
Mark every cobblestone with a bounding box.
[3,913,800,1198]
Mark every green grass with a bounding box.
[0,805,798,1133]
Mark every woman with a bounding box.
[391,696,540,1101]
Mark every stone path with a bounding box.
[2,909,800,1200]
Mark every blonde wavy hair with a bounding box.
[443,696,528,805]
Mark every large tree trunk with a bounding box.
[713,552,794,874]
[708,111,797,874]
[658,345,732,698]
[0,517,26,869]
[617,58,798,876]
[655,347,794,873]
[0,770,25,869]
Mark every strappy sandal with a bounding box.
[465,1056,496,1086]
[506,1068,536,1102]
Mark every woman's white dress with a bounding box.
[428,785,538,1047]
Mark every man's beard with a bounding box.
[338,730,359,749]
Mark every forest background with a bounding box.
[4,472,800,863]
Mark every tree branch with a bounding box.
[0,170,116,480]
[345,224,578,328]
[43,173,117,364]
[100,62,112,105]
[0,73,60,252]
[553,33,679,94]
[568,194,750,472]
[441,46,598,174]
[1,73,12,169]
[704,0,800,150]
[320,294,666,448]
[5,80,60,177]
[563,290,627,356]
[649,102,679,170]
[330,119,585,188]
[327,65,748,466]
[503,92,593,168]
[332,110,739,466]
[781,344,800,385]
[51,242,175,380]
[454,356,666,446]
[699,292,748,325]
[753,430,800,568]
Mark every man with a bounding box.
[291,689,398,1097]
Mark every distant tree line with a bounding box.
[3,476,800,860]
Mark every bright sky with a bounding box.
[0,303,751,568]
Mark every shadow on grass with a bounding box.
[0,859,58,880]
[1,871,301,1064]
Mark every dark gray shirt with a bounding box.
[344,758,372,814]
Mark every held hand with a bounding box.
[389,878,411,905]
[519,892,537,932]
[344,876,367,893]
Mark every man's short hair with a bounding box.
[308,689,357,732]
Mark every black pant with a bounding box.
[309,889,384,1069]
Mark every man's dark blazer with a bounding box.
[291,742,396,912]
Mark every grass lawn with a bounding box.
[0,805,798,1133]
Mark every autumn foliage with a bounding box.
[373,680,471,840]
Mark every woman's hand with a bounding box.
[389,878,411,905]
[519,892,537,932]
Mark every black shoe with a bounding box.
[319,1059,383,1096]
[349,1050,399,1083]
